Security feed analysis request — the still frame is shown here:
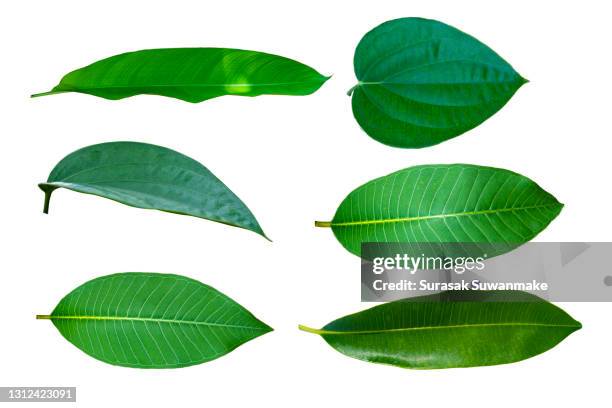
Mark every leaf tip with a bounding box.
[251,226,272,241]
[574,320,582,331]
[555,201,565,216]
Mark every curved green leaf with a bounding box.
[300,291,581,369]
[40,141,267,239]
[316,164,562,257]
[37,273,272,368]
[351,17,527,148]
[32,48,329,102]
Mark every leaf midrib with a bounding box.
[359,79,523,86]
[331,203,560,227]
[57,78,327,91]
[48,315,267,331]
[308,321,581,336]
[51,162,206,183]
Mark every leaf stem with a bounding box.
[43,191,52,214]
[30,91,59,98]
[298,324,325,335]
[314,221,332,228]
[36,315,52,320]
[39,184,57,214]
[346,84,358,96]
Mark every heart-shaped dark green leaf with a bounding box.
[316,164,562,257]
[300,291,581,369]
[37,273,272,368]
[351,17,527,148]
[32,48,329,102]
[39,141,267,239]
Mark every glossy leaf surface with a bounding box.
[33,48,329,102]
[351,18,526,148]
[40,141,267,238]
[38,273,272,368]
[300,291,581,369]
[316,164,562,257]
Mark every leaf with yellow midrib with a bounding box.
[37,273,272,368]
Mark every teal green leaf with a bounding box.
[32,48,329,102]
[315,164,562,257]
[300,291,581,369]
[37,273,272,368]
[39,141,267,239]
[351,17,527,148]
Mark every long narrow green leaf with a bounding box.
[351,18,526,148]
[316,164,562,257]
[300,291,581,369]
[32,48,329,102]
[37,273,272,368]
[40,141,267,239]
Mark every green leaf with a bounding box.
[316,164,562,257]
[300,291,581,369]
[351,17,527,148]
[37,272,272,368]
[39,141,267,239]
[32,48,329,102]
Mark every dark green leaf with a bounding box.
[316,164,562,257]
[32,48,329,102]
[300,291,581,369]
[351,17,527,148]
[40,141,267,239]
[37,272,272,368]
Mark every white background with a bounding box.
[1,0,610,406]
